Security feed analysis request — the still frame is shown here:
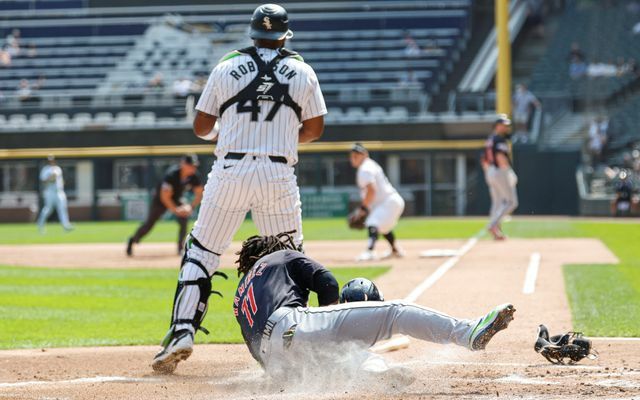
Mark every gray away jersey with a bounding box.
[196,47,327,164]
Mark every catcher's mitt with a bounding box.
[347,207,368,230]
[534,324,598,364]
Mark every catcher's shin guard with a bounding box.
[169,255,228,335]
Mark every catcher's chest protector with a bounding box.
[219,46,302,121]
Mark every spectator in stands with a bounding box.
[146,72,165,92]
[16,79,32,102]
[526,0,546,37]
[172,77,194,98]
[611,170,635,216]
[5,29,21,57]
[568,42,585,62]
[26,43,37,58]
[0,45,11,67]
[399,69,419,87]
[569,55,588,79]
[403,31,421,58]
[587,116,609,167]
[511,84,541,143]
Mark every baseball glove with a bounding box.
[347,207,368,230]
[534,324,598,364]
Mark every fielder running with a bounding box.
[349,143,405,261]
[152,3,326,373]
[233,233,516,378]
[37,155,73,233]
[484,115,519,240]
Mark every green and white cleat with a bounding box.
[469,303,515,351]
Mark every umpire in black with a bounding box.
[127,154,204,256]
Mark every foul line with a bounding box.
[404,233,480,303]
[0,376,160,388]
[522,252,541,294]
[591,337,640,342]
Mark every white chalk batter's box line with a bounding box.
[1,371,638,392]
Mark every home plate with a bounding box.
[420,249,460,258]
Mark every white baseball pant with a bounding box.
[174,155,303,333]
[37,188,72,230]
[365,192,405,234]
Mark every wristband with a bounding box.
[199,120,220,141]
[359,205,369,213]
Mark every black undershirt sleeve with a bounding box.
[287,256,339,306]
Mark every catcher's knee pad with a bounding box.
[170,253,227,335]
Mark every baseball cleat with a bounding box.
[469,303,515,351]
[151,329,194,374]
[488,226,506,241]
[126,238,134,257]
[356,250,378,262]
[381,247,405,260]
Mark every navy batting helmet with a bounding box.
[249,4,293,41]
[339,278,384,303]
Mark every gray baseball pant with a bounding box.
[259,301,479,376]
[486,167,518,229]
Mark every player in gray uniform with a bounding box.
[152,3,326,373]
[233,233,516,378]
[37,155,73,233]
[484,115,519,240]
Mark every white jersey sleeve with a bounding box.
[196,64,224,117]
[300,68,327,121]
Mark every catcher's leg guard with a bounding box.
[171,237,227,334]
[153,236,227,373]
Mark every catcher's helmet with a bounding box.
[340,278,384,303]
[249,4,293,41]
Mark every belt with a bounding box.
[259,307,295,358]
[225,152,287,164]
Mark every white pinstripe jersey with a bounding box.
[196,47,327,164]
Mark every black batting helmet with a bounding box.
[249,4,293,41]
[339,278,384,303]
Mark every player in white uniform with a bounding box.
[151,4,327,373]
[37,155,73,233]
[350,143,405,261]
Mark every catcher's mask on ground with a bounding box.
[534,324,598,364]
[339,277,384,303]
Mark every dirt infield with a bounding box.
[2,238,640,399]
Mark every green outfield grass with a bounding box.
[1,217,638,345]
[0,218,487,245]
[0,265,388,349]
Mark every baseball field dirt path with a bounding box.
[1,238,639,399]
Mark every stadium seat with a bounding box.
[368,107,388,122]
[94,112,114,125]
[343,107,367,123]
[7,114,28,130]
[71,113,93,128]
[29,114,49,129]
[136,111,156,126]
[388,106,409,121]
[114,112,136,127]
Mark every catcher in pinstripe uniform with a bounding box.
[152,3,327,373]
